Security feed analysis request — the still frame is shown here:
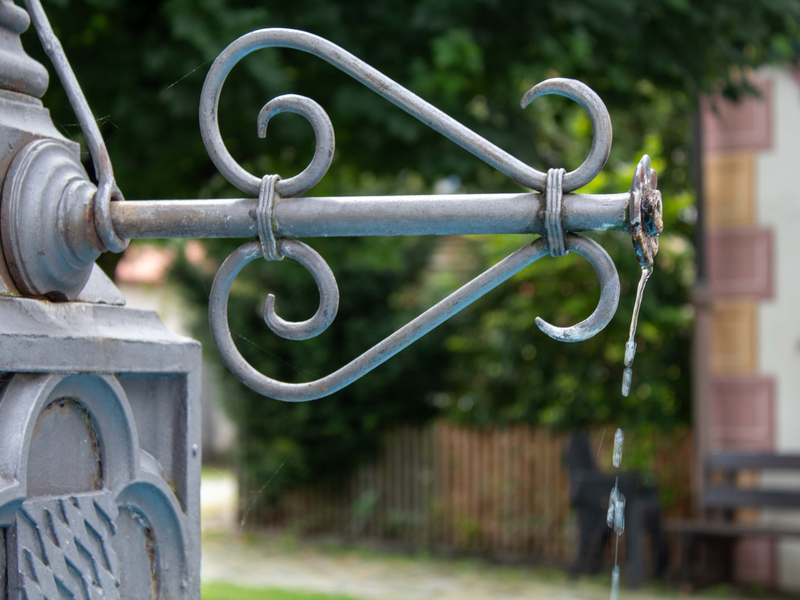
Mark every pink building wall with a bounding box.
[698,68,800,589]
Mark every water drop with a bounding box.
[610,565,620,600]
[612,428,624,468]
[607,486,617,528]
[613,491,626,536]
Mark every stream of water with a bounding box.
[611,265,653,594]
[622,265,653,397]
[608,428,625,600]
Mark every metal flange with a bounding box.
[629,155,663,267]
[1,138,102,299]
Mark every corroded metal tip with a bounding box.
[629,155,662,267]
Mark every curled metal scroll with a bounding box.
[201,27,620,401]
[256,94,335,198]
[262,239,339,341]
[199,28,612,196]
[209,234,620,402]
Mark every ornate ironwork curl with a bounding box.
[198,28,612,196]
[210,234,619,402]
[6,10,661,402]
[197,27,627,401]
[261,239,340,341]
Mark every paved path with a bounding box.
[200,471,769,600]
[202,534,651,600]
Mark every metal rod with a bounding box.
[111,198,256,239]
[111,192,629,240]
[25,0,128,252]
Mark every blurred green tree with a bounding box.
[26,0,800,499]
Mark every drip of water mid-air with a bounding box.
[612,486,625,535]
[610,566,620,600]
[622,265,653,397]
[612,428,624,468]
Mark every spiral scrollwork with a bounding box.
[199,28,613,196]
[200,27,621,401]
[261,239,340,341]
[210,235,619,402]
[256,95,335,199]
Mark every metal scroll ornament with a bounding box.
[16,7,663,402]
[201,29,654,401]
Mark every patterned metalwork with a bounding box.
[0,1,669,596]
[196,28,643,399]
[0,3,662,404]
[0,371,200,599]
[16,494,120,600]
[0,5,200,599]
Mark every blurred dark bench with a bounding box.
[665,452,800,586]
[565,433,666,587]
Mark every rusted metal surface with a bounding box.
[28,397,103,494]
[630,155,663,267]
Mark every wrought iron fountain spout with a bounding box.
[0,0,663,402]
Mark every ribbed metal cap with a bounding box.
[0,0,49,97]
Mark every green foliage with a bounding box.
[28,0,800,499]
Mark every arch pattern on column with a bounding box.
[0,373,189,600]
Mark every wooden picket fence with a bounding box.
[248,422,693,562]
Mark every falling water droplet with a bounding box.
[607,486,617,528]
[622,265,653,396]
[610,565,620,600]
[621,367,633,397]
[612,428,624,468]
[607,471,625,597]
[613,491,626,536]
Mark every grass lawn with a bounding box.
[203,583,362,600]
